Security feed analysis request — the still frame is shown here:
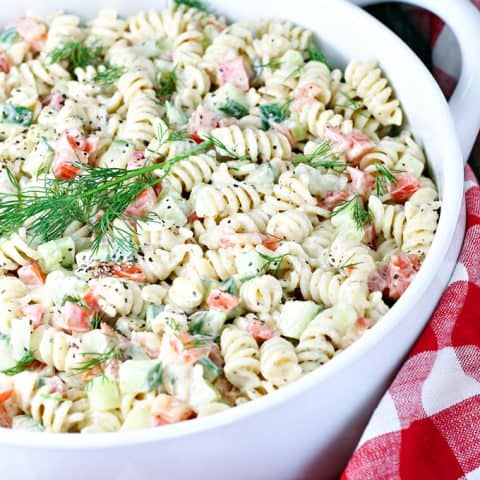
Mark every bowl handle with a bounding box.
[352,0,480,163]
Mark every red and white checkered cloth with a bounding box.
[343,3,480,479]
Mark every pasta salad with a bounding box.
[0,1,440,433]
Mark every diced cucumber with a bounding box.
[165,101,187,127]
[45,269,88,306]
[235,250,265,278]
[281,49,304,68]
[199,357,223,382]
[119,360,160,395]
[204,84,247,114]
[120,403,152,431]
[0,337,15,371]
[188,365,219,408]
[78,330,110,357]
[245,163,275,185]
[277,301,322,339]
[284,118,307,142]
[11,415,44,432]
[37,237,75,273]
[75,243,111,268]
[146,304,165,331]
[154,195,187,227]
[189,310,227,337]
[10,317,33,360]
[330,303,357,334]
[98,139,135,168]
[22,137,54,178]
[330,202,364,241]
[87,376,121,411]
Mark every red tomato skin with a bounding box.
[61,302,93,333]
[206,289,241,312]
[217,57,250,92]
[125,188,156,218]
[53,162,82,180]
[388,172,421,203]
[0,52,10,73]
[17,262,46,286]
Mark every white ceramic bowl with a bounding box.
[1,1,480,479]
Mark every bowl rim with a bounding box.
[0,0,464,448]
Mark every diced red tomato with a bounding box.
[217,57,250,92]
[111,263,146,282]
[324,127,375,165]
[317,191,350,210]
[388,172,421,203]
[387,253,421,300]
[83,287,100,309]
[206,289,241,312]
[0,389,13,404]
[12,17,47,52]
[42,92,65,110]
[81,365,104,382]
[262,234,281,251]
[61,302,93,333]
[18,304,45,328]
[152,394,195,424]
[347,166,375,197]
[53,162,82,180]
[17,262,45,286]
[187,106,219,138]
[127,150,146,170]
[84,136,99,156]
[125,187,156,218]
[0,404,12,428]
[0,52,10,73]
[245,319,278,341]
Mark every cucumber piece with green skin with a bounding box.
[11,415,44,432]
[87,376,121,411]
[330,202,364,241]
[190,310,227,337]
[37,237,75,273]
[121,403,153,431]
[165,101,187,127]
[245,163,275,185]
[119,360,161,395]
[204,84,248,115]
[284,118,308,142]
[277,301,322,339]
[22,138,54,178]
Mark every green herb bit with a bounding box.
[331,195,371,230]
[0,332,10,343]
[49,41,103,71]
[241,251,291,282]
[259,101,291,130]
[336,254,362,274]
[221,277,238,296]
[186,334,216,348]
[203,135,250,161]
[0,27,19,49]
[375,164,397,196]
[306,41,332,70]
[90,311,102,330]
[218,100,249,119]
[155,68,177,99]
[146,362,163,391]
[293,141,345,171]
[1,350,36,376]
[94,65,127,87]
[173,0,209,12]
[335,91,368,118]
[74,341,122,374]
[40,393,68,403]
[285,65,303,80]
[2,103,33,127]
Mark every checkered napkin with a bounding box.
[342,3,480,479]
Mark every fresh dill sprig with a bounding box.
[203,134,250,161]
[0,139,214,252]
[335,254,362,274]
[49,41,103,72]
[218,100,249,119]
[93,65,127,88]
[1,350,36,376]
[0,27,19,49]
[335,91,368,118]
[155,68,177,98]
[173,0,209,12]
[240,251,291,282]
[375,164,397,196]
[74,340,122,375]
[331,195,370,230]
[306,41,332,70]
[293,141,346,171]
[285,65,303,80]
